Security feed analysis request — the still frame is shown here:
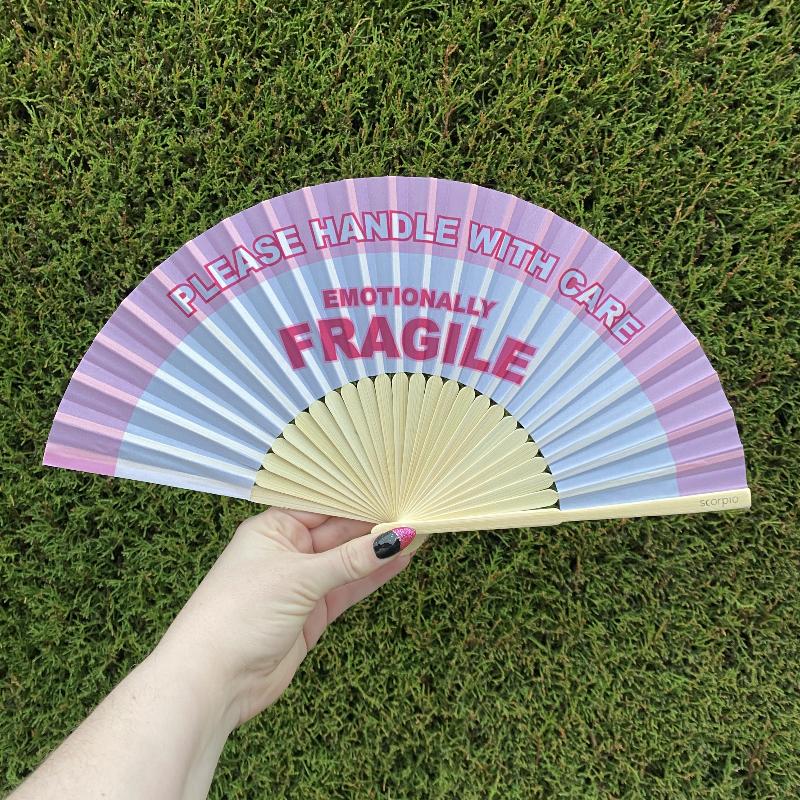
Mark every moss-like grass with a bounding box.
[1,1,798,796]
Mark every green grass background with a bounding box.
[1,0,798,796]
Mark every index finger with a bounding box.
[308,515,375,552]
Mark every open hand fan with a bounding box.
[44,177,750,535]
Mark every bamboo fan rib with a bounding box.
[251,373,558,524]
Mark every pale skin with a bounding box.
[9,508,416,800]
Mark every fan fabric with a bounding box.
[44,177,747,512]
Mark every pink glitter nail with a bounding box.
[392,527,416,551]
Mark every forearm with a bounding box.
[10,641,238,800]
[9,510,411,798]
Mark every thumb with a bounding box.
[309,526,418,597]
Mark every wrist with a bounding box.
[116,639,242,798]
[13,634,243,800]
[146,631,243,736]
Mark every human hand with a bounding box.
[154,508,418,727]
[9,509,419,800]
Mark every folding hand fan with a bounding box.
[44,177,750,536]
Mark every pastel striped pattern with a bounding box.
[43,177,747,508]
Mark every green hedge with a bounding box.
[1,1,798,796]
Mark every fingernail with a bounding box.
[373,527,416,559]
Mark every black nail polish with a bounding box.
[373,527,416,559]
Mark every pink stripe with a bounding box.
[425,179,439,258]
[388,176,400,256]
[667,409,736,441]
[186,233,225,279]
[654,374,719,413]
[677,459,747,495]
[534,210,554,247]
[598,251,621,281]
[262,198,282,234]
[43,442,117,475]
[54,411,125,440]
[186,239,213,275]
[302,185,331,256]
[542,229,589,302]
[124,300,182,348]
[344,179,367,258]
[618,270,650,308]
[675,448,745,475]
[623,314,693,378]
[72,371,139,405]
[221,208,274,296]
[450,182,478,276]
[485,196,518,272]
[622,311,681,364]
[152,264,211,325]
[95,332,159,373]
[638,341,701,385]
[454,183,480,264]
